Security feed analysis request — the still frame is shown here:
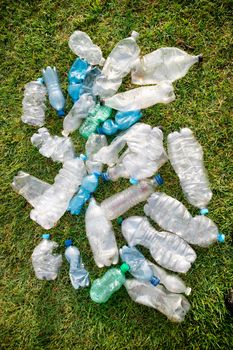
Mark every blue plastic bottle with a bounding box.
[80,67,101,96]
[68,58,90,102]
[98,110,142,135]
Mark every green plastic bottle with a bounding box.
[90,263,130,303]
[79,103,112,138]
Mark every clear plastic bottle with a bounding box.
[30,158,86,229]
[100,175,163,220]
[124,279,190,323]
[31,234,62,280]
[21,79,47,127]
[85,134,108,174]
[80,67,101,96]
[104,82,175,111]
[144,192,224,247]
[85,198,119,268]
[42,66,65,116]
[31,127,75,163]
[90,263,129,303]
[68,58,90,102]
[68,31,105,66]
[121,216,196,273]
[167,128,212,212]
[64,239,90,289]
[131,47,202,85]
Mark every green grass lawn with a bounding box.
[1,0,233,349]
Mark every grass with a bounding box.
[0,0,233,349]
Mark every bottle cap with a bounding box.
[130,178,139,185]
[57,110,65,117]
[198,54,203,63]
[80,154,87,161]
[65,239,73,247]
[37,77,44,84]
[102,172,111,181]
[217,233,225,243]
[150,276,160,286]
[200,208,209,215]
[117,217,123,225]
[154,174,164,186]
[120,263,130,274]
[42,233,50,240]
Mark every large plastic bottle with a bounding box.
[144,192,224,247]
[121,216,196,273]
[69,31,105,66]
[68,58,90,102]
[90,263,129,303]
[167,128,212,212]
[31,127,75,163]
[31,234,62,280]
[21,79,47,127]
[30,158,86,229]
[104,82,175,111]
[131,47,202,85]
[100,175,163,220]
[85,198,119,268]
[125,279,190,323]
[42,66,65,116]
[62,94,96,137]
[64,239,90,289]
[85,134,108,174]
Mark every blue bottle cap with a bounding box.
[129,178,139,185]
[154,174,164,186]
[42,233,50,240]
[80,154,87,161]
[217,233,225,243]
[102,172,111,181]
[200,208,209,215]
[65,239,73,247]
[57,110,65,117]
[150,276,160,286]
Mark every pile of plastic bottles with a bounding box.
[12,30,225,323]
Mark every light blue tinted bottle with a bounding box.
[68,58,89,102]
[80,67,101,96]
[99,110,142,135]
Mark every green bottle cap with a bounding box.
[120,263,130,274]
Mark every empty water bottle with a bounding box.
[104,82,175,111]
[64,239,90,289]
[131,47,202,85]
[42,66,65,116]
[31,234,62,280]
[98,110,142,135]
[85,134,108,174]
[121,216,196,273]
[31,127,75,163]
[100,175,163,220]
[21,79,47,127]
[68,58,90,102]
[167,128,212,212]
[144,192,224,247]
[90,263,129,303]
[80,67,102,96]
[125,279,190,323]
[85,198,119,268]
[69,31,105,66]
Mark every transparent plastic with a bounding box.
[99,110,142,136]
[68,58,90,102]
[85,134,108,174]
[80,67,101,96]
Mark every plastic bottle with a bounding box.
[30,158,86,229]
[68,58,90,102]
[64,239,90,289]
[62,94,96,137]
[98,110,142,135]
[79,103,112,139]
[121,216,196,273]
[80,67,102,96]
[104,82,175,111]
[42,66,65,116]
[85,198,119,268]
[21,79,47,127]
[69,31,105,66]
[131,47,202,85]
[90,263,129,303]
[85,134,108,174]
[167,128,212,211]
[144,192,224,247]
[68,172,101,215]
[100,175,163,220]
[31,127,75,163]
[31,234,62,280]
[125,279,190,323]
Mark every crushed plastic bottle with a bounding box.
[69,31,105,66]
[68,58,90,102]
[85,198,119,268]
[30,158,86,229]
[42,66,65,116]
[31,234,62,280]
[121,216,196,273]
[95,123,167,181]
[21,79,47,127]
[98,110,142,136]
[93,31,140,98]
[119,246,160,286]
[85,134,108,174]
[125,279,190,323]
[79,103,112,139]
[100,175,163,220]
[68,172,101,215]
[62,94,96,137]
[90,263,129,303]
[31,127,75,163]
[131,47,202,85]
[104,82,175,111]
[12,171,51,207]
[64,239,90,289]
[144,192,224,247]
[167,128,212,211]
[80,67,102,97]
